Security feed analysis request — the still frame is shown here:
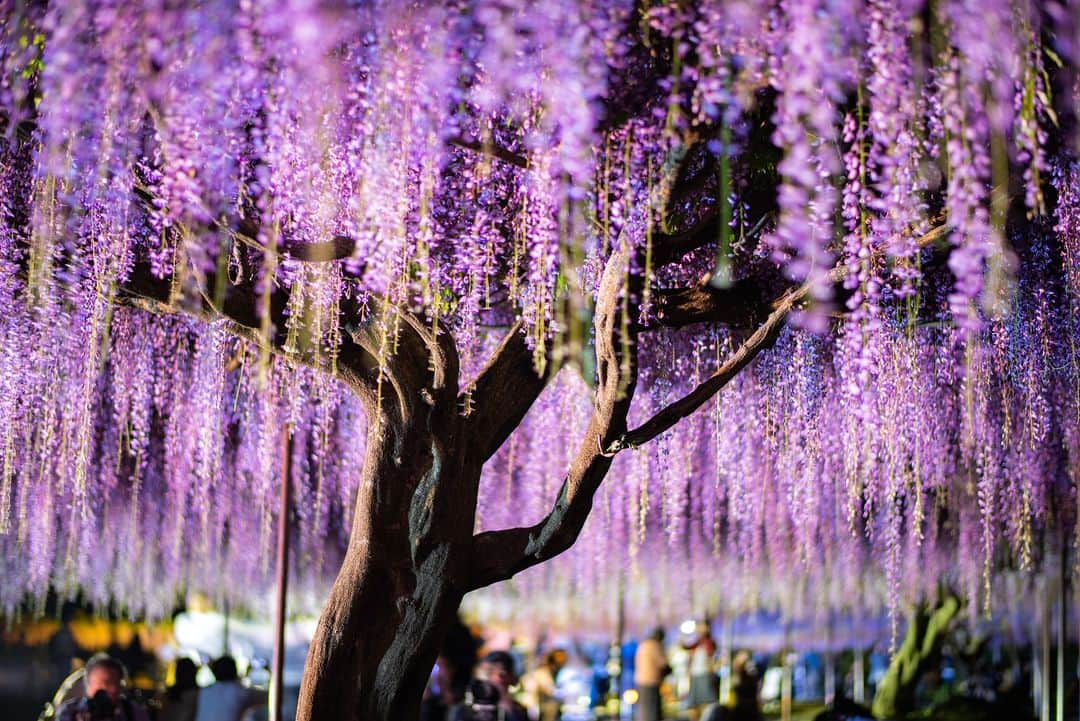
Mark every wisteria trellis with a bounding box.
[0,0,1079,714]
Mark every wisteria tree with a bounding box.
[1,1,1079,720]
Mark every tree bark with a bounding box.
[297,540,467,721]
[294,414,419,721]
[294,402,475,721]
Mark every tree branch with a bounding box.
[651,208,722,267]
[94,187,395,409]
[23,183,381,409]
[458,321,558,464]
[116,252,385,404]
[284,235,356,262]
[446,135,529,170]
[229,216,357,263]
[466,245,638,590]
[611,223,951,451]
[614,283,792,451]
[653,271,776,329]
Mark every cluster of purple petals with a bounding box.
[0,1,1076,626]
[473,242,1079,629]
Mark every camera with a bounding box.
[86,690,115,720]
[464,678,501,721]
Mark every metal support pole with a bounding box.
[611,576,625,716]
[780,624,792,721]
[1043,573,1053,721]
[853,646,865,705]
[781,651,793,721]
[1058,552,1067,721]
[824,651,835,707]
[270,432,292,721]
[824,614,835,707]
[1035,598,1043,721]
[222,598,230,657]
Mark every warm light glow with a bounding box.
[623,689,639,705]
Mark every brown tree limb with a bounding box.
[116,254,384,405]
[653,217,952,331]
[94,187,431,427]
[103,185,405,415]
[653,272,775,329]
[231,215,357,262]
[612,223,951,451]
[466,245,639,590]
[458,321,558,464]
[446,135,529,170]
[651,208,722,267]
[133,185,357,266]
[650,195,771,269]
[462,133,740,588]
[613,283,793,452]
[397,310,460,410]
[283,235,357,262]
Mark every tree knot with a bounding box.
[599,434,631,457]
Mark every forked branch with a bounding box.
[115,252,387,406]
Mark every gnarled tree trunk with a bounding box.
[296,506,469,721]
[294,247,643,721]
[46,102,822,719]
[294,420,450,720]
[289,223,800,720]
[295,406,480,721]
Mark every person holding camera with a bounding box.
[56,653,150,721]
[449,651,528,721]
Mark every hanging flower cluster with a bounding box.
[474,257,1078,628]
[0,0,1076,626]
